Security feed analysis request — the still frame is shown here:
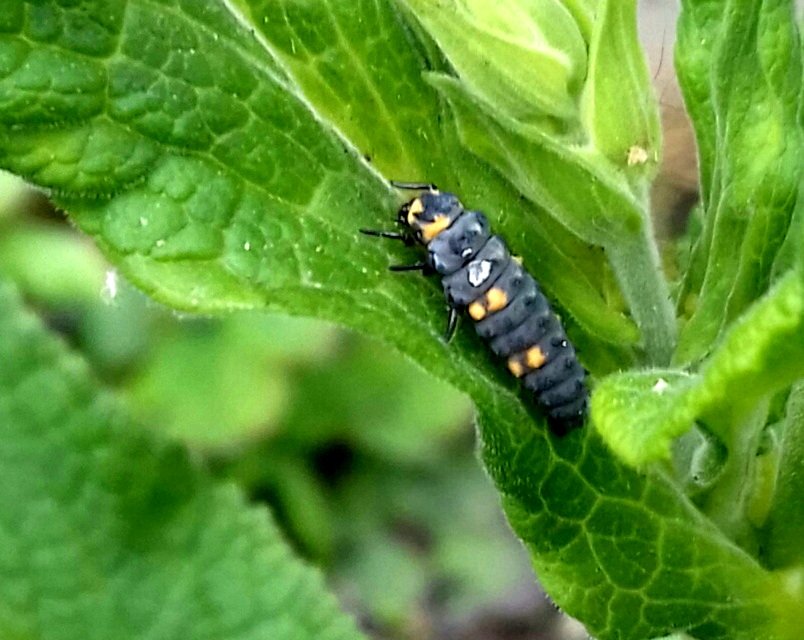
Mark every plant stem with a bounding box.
[765,382,804,569]
[703,401,769,553]
[606,220,677,365]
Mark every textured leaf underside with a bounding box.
[0,278,365,640]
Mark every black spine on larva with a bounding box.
[385,188,587,429]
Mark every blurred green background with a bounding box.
[0,169,590,640]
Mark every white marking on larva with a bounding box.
[467,260,492,287]
[652,378,669,393]
[139,217,149,227]
[461,247,473,258]
[244,241,251,251]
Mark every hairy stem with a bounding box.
[606,219,677,365]
[703,401,770,553]
[765,382,804,569]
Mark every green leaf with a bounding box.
[428,76,675,364]
[591,369,698,467]
[593,271,804,467]
[581,0,662,179]
[261,0,672,369]
[692,273,804,430]
[280,337,471,464]
[245,0,642,371]
[0,169,29,219]
[675,0,802,364]
[0,277,364,640]
[428,76,643,248]
[0,1,399,316]
[674,1,720,207]
[0,0,646,374]
[242,0,445,181]
[127,313,330,446]
[0,218,109,305]
[764,382,804,569]
[401,0,587,123]
[772,181,804,277]
[400,0,675,364]
[558,0,596,42]
[328,455,535,628]
[484,418,801,640]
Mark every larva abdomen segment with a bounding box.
[441,236,510,306]
[473,268,547,337]
[462,251,587,426]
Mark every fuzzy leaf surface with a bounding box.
[0,277,364,640]
[593,271,804,466]
[763,382,804,569]
[581,0,662,177]
[675,0,802,363]
[401,0,587,123]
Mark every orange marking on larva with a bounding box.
[525,346,546,369]
[406,198,424,225]
[421,214,452,241]
[507,357,525,377]
[485,287,508,313]
[468,301,486,320]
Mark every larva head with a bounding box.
[398,190,462,243]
